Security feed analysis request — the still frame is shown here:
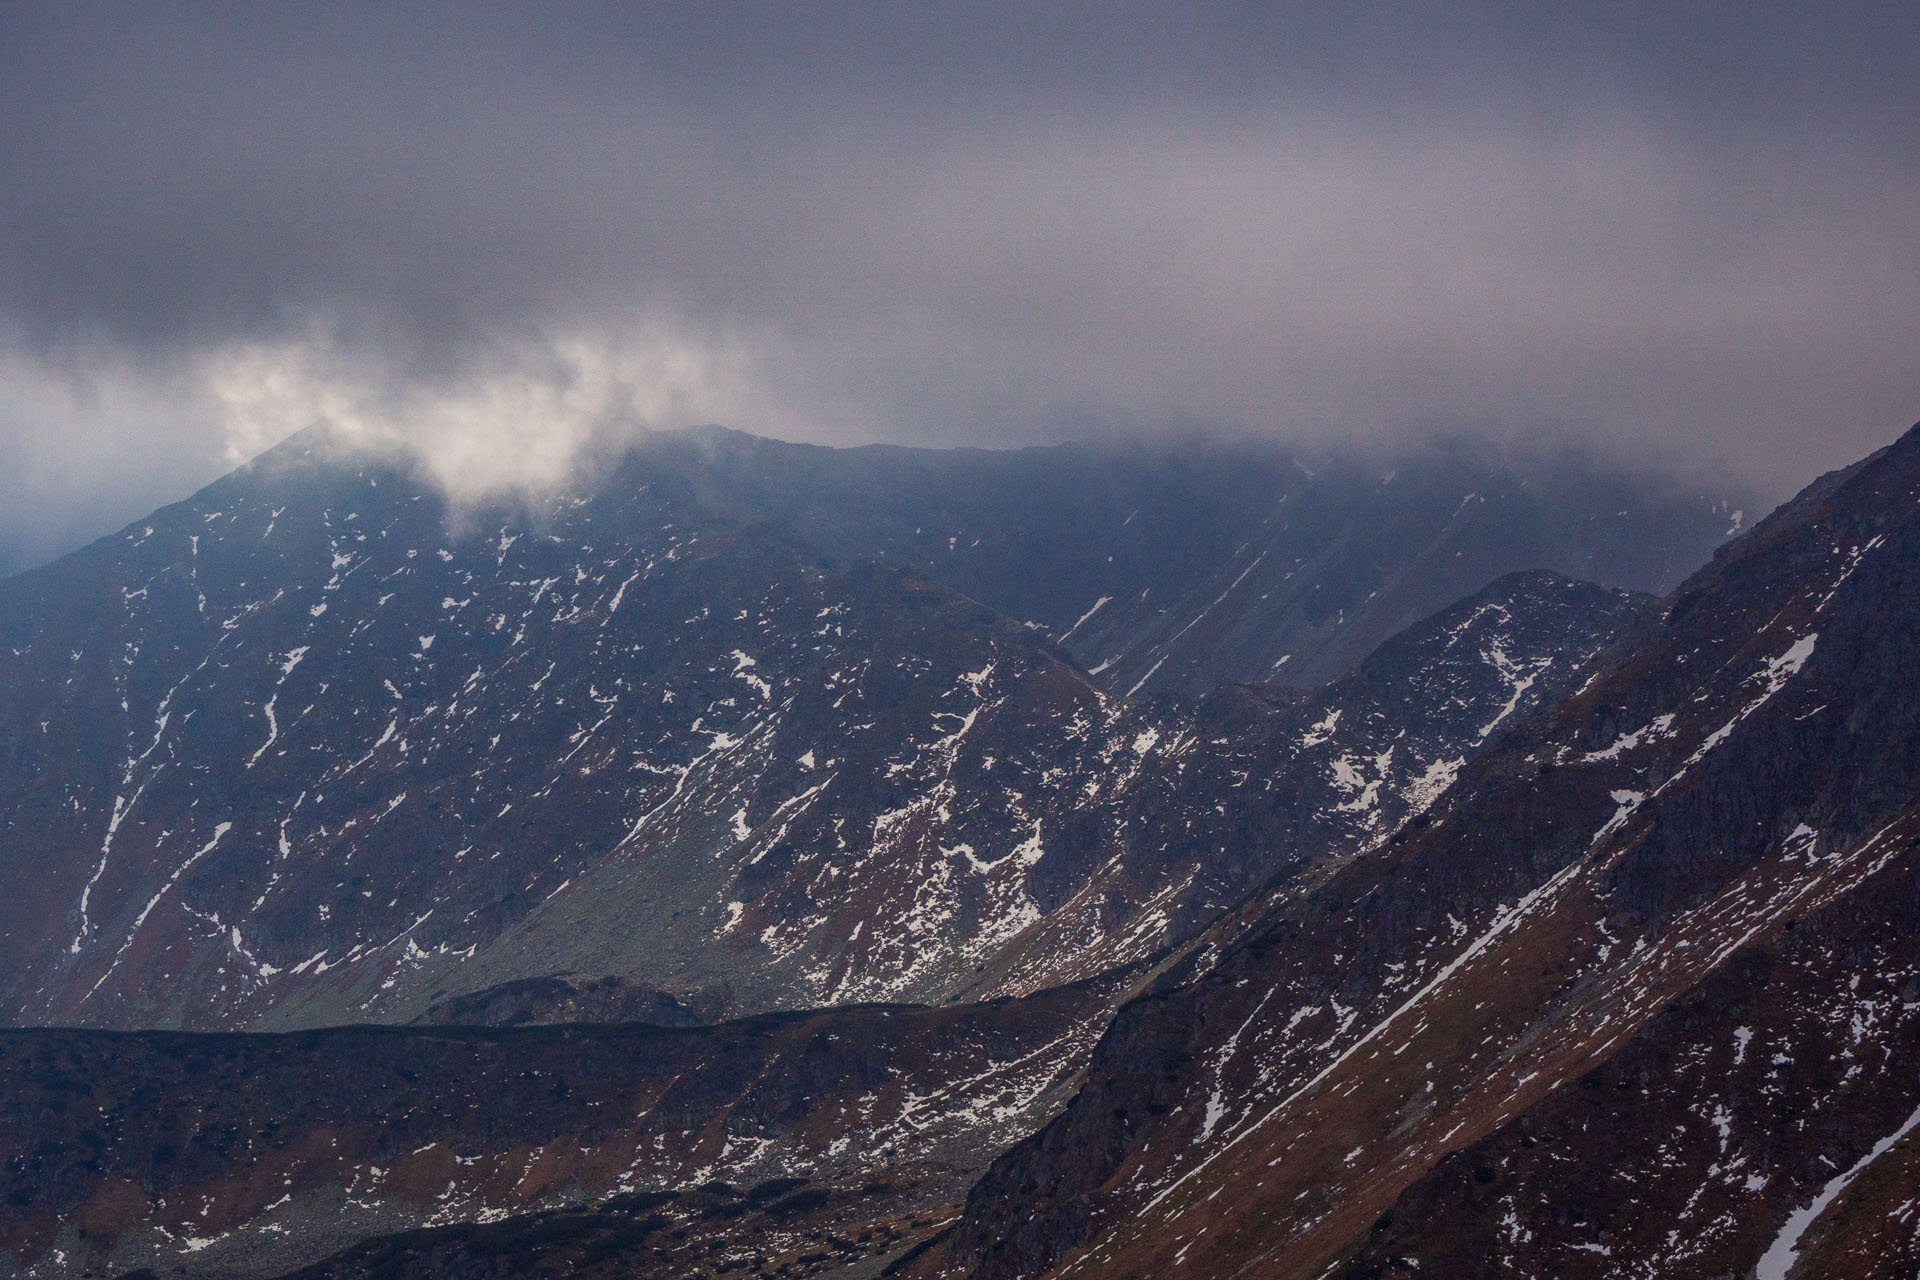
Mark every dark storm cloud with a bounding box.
[2,2,1918,572]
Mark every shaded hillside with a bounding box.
[958,569,1649,1002]
[627,427,1740,691]
[911,424,1920,1280]
[0,976,1128,1279]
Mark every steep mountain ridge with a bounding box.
[0,442,1127,1029]
[957,569,1649,1003]
[911,422,1920,1280]
[0,432,1651,1032]
[623,427,1740,691]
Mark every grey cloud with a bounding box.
[2,2,1918,573]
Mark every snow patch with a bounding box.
[1300,709,1341,749]
[1757,1098,1920,1280]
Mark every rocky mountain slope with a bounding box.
[0,562,1651,1276]
[614,427,1739,692]
[0,419,1811,1280]
[909,423,1920,1280]
[955,568,1649,1004]
[0,431,1654,1033]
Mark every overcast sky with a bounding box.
[3,2,1918,574]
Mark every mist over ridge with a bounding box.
[4,2,1917,574]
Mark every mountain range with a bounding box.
[7,421,1918,1279]
[0,428,1728,1034]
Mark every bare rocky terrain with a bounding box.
[0,429,1700,1034]
[910,423,1920,1280]
[12,423,1918,1279]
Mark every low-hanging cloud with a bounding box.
[3,2,1918,573]
[202,322,756,500]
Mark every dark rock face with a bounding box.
[0,431,1656,1034]
[912,425,1920,1280]
[0,978,1124,1278]
[1342,852,1920,1279]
